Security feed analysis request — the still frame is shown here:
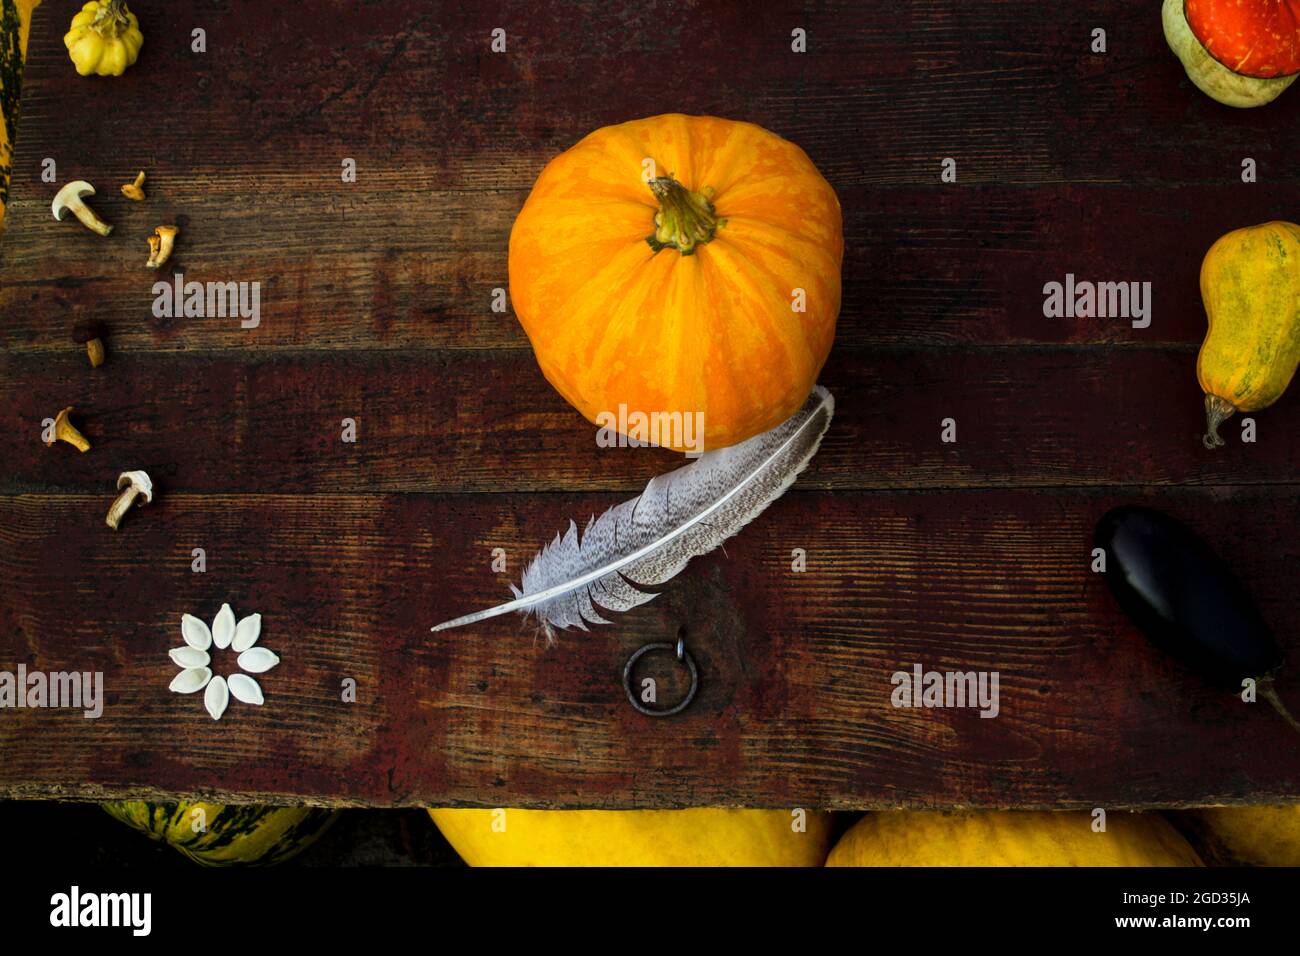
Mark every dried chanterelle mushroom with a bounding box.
[51,180,113,236]
[73,320,106,367]
[121,171,146,201]
[147,224,178,269]
[106,470,152,530]
[45,406,91,452]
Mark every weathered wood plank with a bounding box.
[4,1,1298,353]
[0,184,1285,353]
[1,347,1295,494]
[5,0,1300,811]
[9,1,1298,194]
[1,488,1298,807]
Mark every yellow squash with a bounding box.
[1177,805,1300,866]
[428,807,835,867]
[64,0,141,76]
[825,810,1202,867]
[1198,221,1300,448]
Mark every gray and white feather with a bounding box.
[431,385,834,640]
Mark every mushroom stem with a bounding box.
[105,486,142,530]
[73,321,106,367]
[46,407,90,452]
[121,171,146,201]
[73,204,112,237]
[106,471,152,529]
[59,427,91,453]
[53,182,114,236]
[149,225,178,269]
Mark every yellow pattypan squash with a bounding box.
[64,0,141,77]
[428,807,836,867]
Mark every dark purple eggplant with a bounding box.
[1094,505,1299,732]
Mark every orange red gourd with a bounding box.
[508,114,842,452]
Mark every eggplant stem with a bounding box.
[1259,676,1300,735]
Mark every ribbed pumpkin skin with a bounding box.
[102,801,339,866]
[509,114,842,452]
[1197,221,1300,413]
[428,807,835,867]
[826,810,1203,867]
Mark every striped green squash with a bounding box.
[1,0,41,226]
[102,801,339,866]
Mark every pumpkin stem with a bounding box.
[646,176,722,255]
[1202,394,1236,450]
[91,0,131,39]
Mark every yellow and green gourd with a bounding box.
[1197,221,1300,448]
[0,0,41,228]
[102,801,339,867]
[63,0,140,76]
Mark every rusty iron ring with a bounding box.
[622,638,698,717]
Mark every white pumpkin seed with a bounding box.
[205,675,229,720]
[237,647,280,674]
[232,612,262,652]
[227,673,264,705]
[212,603,236,649]
[169,646,210,669]
[169,667,211,694]
[181,614,212,650]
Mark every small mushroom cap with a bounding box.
[116,470,153,503]
[121,184,145,201]
[154,224,179,239]
[53,405,75,426]
[51,181,96,220]
[1186,0,1300,78]
[72,319,105,344]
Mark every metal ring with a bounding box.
[622,641,698,717]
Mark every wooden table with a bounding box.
[2,0,1298,809]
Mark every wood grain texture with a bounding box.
[2,184,1296,353]
[2,489,1299,808]
[3,347,1299,494]
[1,0,1299,808]
[2,1,1298,354]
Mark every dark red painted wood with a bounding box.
[1,0,1297,807]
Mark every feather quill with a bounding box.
[431,385,834,639]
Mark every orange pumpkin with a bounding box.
[508,114,842,452]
